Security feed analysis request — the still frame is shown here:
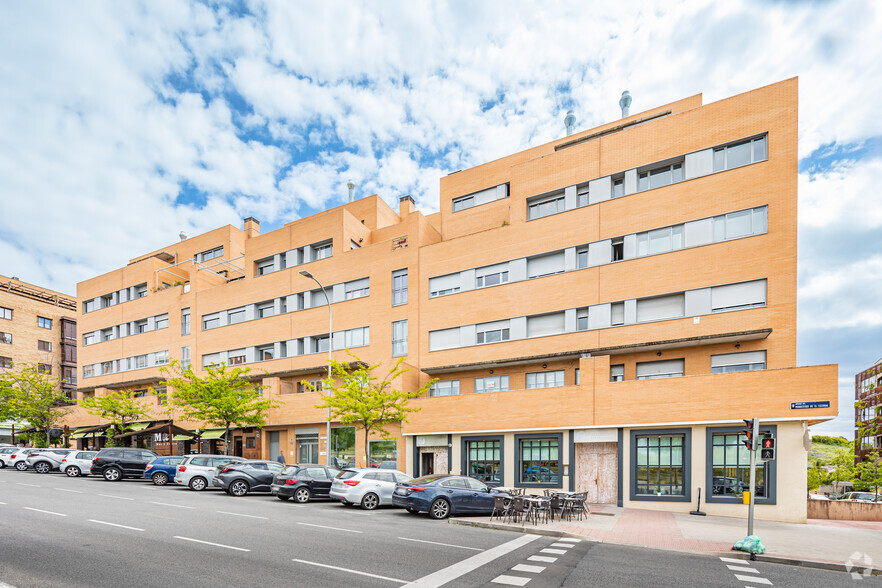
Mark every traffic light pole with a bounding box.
[747,437,757,537]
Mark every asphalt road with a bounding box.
[0,467,869,587]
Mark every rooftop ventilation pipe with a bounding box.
[179,232,187,241]
[564,110,576,136]
[347,179,355,202]
[619,91,632,118]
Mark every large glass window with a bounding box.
[429,380,460,397]
[181,308,190,335]
[638,162,683,191]
[466,438,502,484]
[392,320,408,357]
[527,194,565,220]
[392,269,408,306]
[368,440,397,465]
[474,375,509,393]
[634,435,685,496]
[526,370,564,389]
[330,427,355,468]
[518,437,560,485]
[710,433,765,498]
[713,136,767,172]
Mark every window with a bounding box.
[392,320,408,357]
[257,345,274,361]
[476,321,510,344]
[452,194,474,212]
[257,302,274,318]
[527,312,565,338]
[227,350,246,365]
[392,269,408,306]
[101,361,114,374]
[203,316,220,330]
[527,193,565,220]
[711,351,766,373]
[62,366,76,386]
[181,346,191,368]
[62,320,76,340]
[256,258,274,276]
[713,136,767,172]
[133,389,149,398]
[637,225,684,257]
[576,247,589,270]
[245,437,256,449]
[713,207,768,241]
[181,308,190,335]
[428,327,460,351]
[576,308,589,331]
[38,363,51,375]
[711,280,767,312]
[636,293,685,323]
[135,320,147,334]
[636,359,684,380]
[135,284,147,298]
[612,177,624,198]
[313,335,330,353]
[527,252,564,279]
[299,379,323,393]
[0,306,11,320]
[38,340,51,352]
[429,273,461,298]
[474,375,509,393]
[517,435,561,486]
[476,264,509,288]
[83,299,95,313]
[0,332,10,345]
[465,438,502,484]
[135,355,148,369]
[611,238,624,262]
[634,434,686,497]
[37,316,52,329]
[0,355,11,369]
[154,314,168,330]
[202,353,220,368]
[430,380,460,397]
[369,439,397,464]
[611,302,625,326]
[63,344,76,363]
[575,368,580,385]
[312,242,332,260]
[638,162,683,191]
[228,308,246,324]
[576,184,589,207]
[610,365,624,382]
[197,246,223,262]
[345,278,370,300]
[154,351,168,365]
[526,370,565,389]
[344,327,369,348]
[82,365,94,378]
[706,426,775,504]
[101,328,114,341]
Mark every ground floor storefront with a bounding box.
[260,423,403,470]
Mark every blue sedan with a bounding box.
[392,474,507,519]
[143,456,185,486]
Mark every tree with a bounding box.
[829,450,856,495]
[0,363,72,447]
[80,389,151,445]
[156,360,276,455]
[312,354,434,467]
[854,451,882,496]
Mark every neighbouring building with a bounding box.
[0,275,77,443]
[62,78,836,522]
[855,356,882,461]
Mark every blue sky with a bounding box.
[1,1,880,437]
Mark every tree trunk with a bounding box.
[45,426,51,448]
[225,424,231,455]
[363,426,371,468]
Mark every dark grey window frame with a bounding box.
[461,435,504,486]
[629,428,691,503]
[705,425,776,505]
[514,432,563,489]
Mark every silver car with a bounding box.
[60,450,98,476]
[329,468,413,510]
[6,448,43,471]
[0,446,22,467]
[174,454,246,491]
[27,448,77,473]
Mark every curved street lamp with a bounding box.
[300,269,333,467]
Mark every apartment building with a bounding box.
[855,356,882,461]
[63,78,836,521]
[0,275,77,443]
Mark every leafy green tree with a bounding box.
[312,354,434,467]
[0,363,72,447]
[156,360,275,455]
[854,451,882,496]
[80,389,151,446]
[807,464,828,491]
[829,450,856,494]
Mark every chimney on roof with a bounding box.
[564,110,576,136]
[244,217,260,239]
[619,91,632,118]
[399,195,415,219]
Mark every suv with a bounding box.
[271,464,340,503]
[27,449,76,473]
[6,448,43,471]
[90,448,159,481]
[174,454,246,491]
[143,455,185,486]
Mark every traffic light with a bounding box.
[760,436,775,461]
[742,418,759,451]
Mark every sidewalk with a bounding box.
[451,504,882,572]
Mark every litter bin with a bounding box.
[742,491,750,505]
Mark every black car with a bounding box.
[90,448,159,481]
[213,460,287,496]
[271,464,340,503]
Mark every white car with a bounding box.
[0,447,22,467]
[174,454,246,491]
[60,450,98,477]
[329,468,413,510]
[6,448,43,471]
[27,448,77,473]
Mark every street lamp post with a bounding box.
[300,269,333,467]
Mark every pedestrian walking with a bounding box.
[276,451,286,464]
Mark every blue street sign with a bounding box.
[790,401,830,410]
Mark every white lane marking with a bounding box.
[527,555,557,563]
[558,538,580,543]
[491,575,531,586]
[88,519,144,532]
[0,501,7,505]
[292,559,407,583]
[549,542,573,548]
[735,576,772,585]
[174,536,251,552]
[540,548,567,555]
[149,501,195,509]
[54,488,83,493]
[400,534,541,588]
[398,537,483,551]
[511,564,545,573]
[216,511,268,520]
[720,557,749,565]
[23,507,66,516]
[98,494,134,501]
[16,483,40,487]
[728,565,759,573]
[297,522,362,533]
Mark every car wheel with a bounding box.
[34,462,51,474]
[65,466,81,477]
[294,487,311,503]
[15,461,28,471]
[229,480,249,497]
[361,492,380,510]
[406,507,419,514]
[429,498,451,520]
[103,467,122,481]
[188,476,207,491]
[152,472,169,486]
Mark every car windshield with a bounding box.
[280,465,300,476]
[336,469,359,480]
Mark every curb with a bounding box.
[450,518,882,576]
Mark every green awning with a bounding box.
[69,427,92,439]
[70,432,89,439]
[127,422,151,432]
[172,434,192,441]
[200,429,227,440]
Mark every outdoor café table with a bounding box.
[522,495,550,524]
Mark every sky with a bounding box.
[1,1,879,438]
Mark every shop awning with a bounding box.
[200,429,227,440]
[114,422,185,440]
[172,434,192,441]
[68,427,92,439]
[128,422,151,432]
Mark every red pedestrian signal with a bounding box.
[760,436,775,461]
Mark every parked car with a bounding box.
[329,468,412,510]
[60,451,98,476]
[5,448,44,471]
[271,464,341,503]
[174,454,246,491]
[90,448,159,481]
[392,474,504,519]
[27,448,77,473]
[0,446,23,467]
[808,493,830,500]
[378,461,399,470]
[143,455,185,486]
[213,460,287,496]
[840,492,879,502]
